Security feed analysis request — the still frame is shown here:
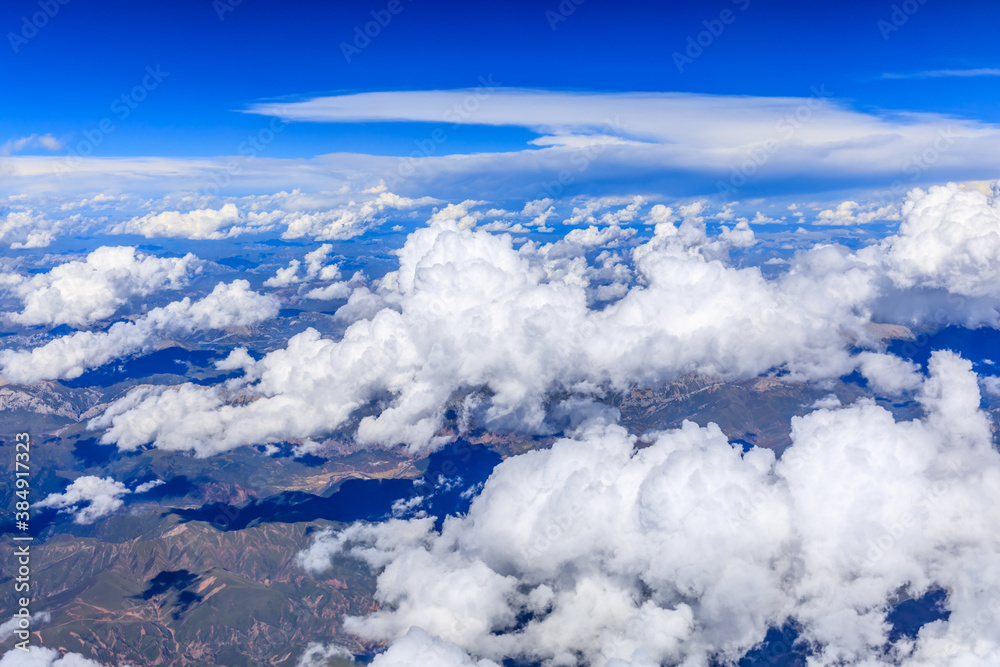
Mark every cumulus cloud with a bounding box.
[264,244,341,288]
[0,210,62,249]
[300,352,1000,666]
[563,224,637,248]
[857,351,923,395]
[35,476,131,524]
[872,183,1000,298]
[108,203,278,239]
[281,192,437,241]
[88,214,867,455]
[34,477,164,524]
[1,246,201,326]
[87,183,1000,457]
[0,280,278,383]
[295,643,355,666]
[816,200,899,225]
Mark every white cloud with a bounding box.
[882,68,1000,79]
[369,628,499,667]
[300,352,1000,666]
[86,183,1000,457]
[237,89,1000,201]
[0,647,103,667]
[0,210,62,249]
[34,476,164,524]
[109,203,278,240]
[0,134,63,156]
[35,476,131,524]
[563,224,636,248]
[857,351,923,395]
[429,200,485,229]
[282,192,437,241]
[88,216,865,455]
[0,612,50,642]
[133,479,165,494]
[265,244,341,287]
[1,246,201,326]
[870,183,1000,298]
[296,643,355,666]
[0,280,278,383]
[7,92,1000,203]
[815,200,899,225]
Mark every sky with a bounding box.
[2,0,1000,161]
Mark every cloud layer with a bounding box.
[300,352,1000,666]
[1,280,278,383]
[86,183,1000,457]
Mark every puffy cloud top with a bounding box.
[1,246,201,326]
[301,352,1000,666]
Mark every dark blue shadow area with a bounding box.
[889,326,1000,373]
[59,347,228,388]
[736,624,809,666]
[217,256,258,270]
[839,369,869,389]
[887,589,950,643]
[72,437,119,466]
[136,569,198,600]
[130,475,196,500]
[171,441,502,531]
[253,442,328,467]
[728,591,948,666]
[48,323,77,336]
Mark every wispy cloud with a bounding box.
[881,68,1000,79]
[0,133,63,156]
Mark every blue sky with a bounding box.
[3,0,1000,160]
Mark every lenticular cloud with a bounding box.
[299,351,1000,666]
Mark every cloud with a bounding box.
[856,351,923,395]
[299,352,1000,666]
[87,183,1000,456]
[814,199,900,225]
[0,280,278,383]
[108,203,279,240]
[295,643,356,666]
[35,476,132,524]
[881,68,1000,79]
[34,476,165,525]
[0,612,50,642]
[7,92,1000,202]
[0,134,63,156]
[1,246,201,326]
[87,214,861,455]
[0,210,61,249]
[0,648,102,667]
[240,89,1000,199]
[563,224,637,248]
[868,183,1000,298]
[368,628,499,667]
[264,244,341,287]
[280,192,437,240]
